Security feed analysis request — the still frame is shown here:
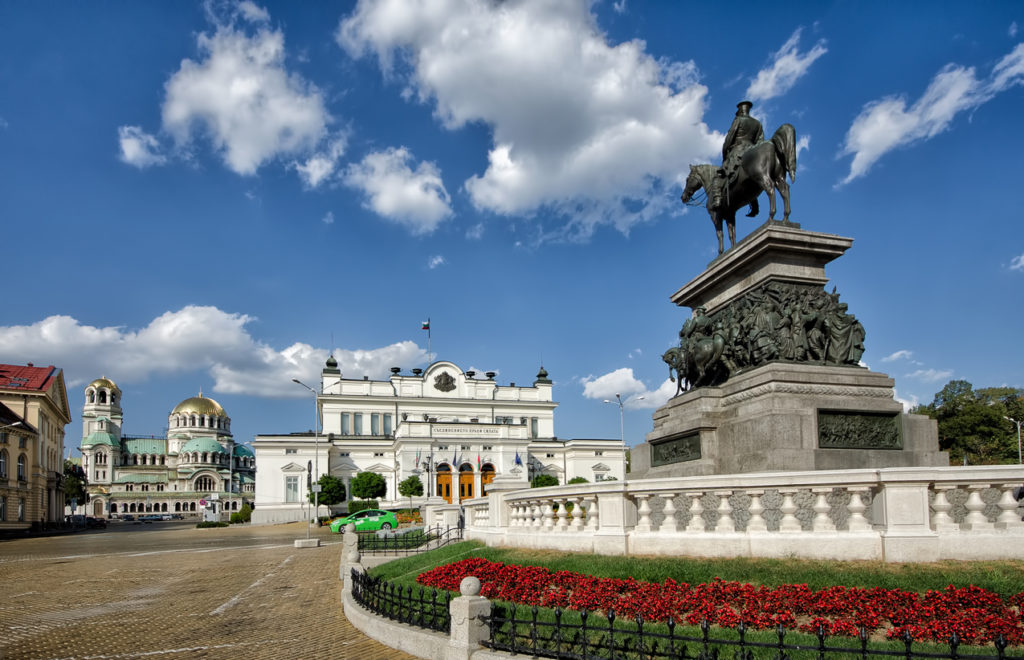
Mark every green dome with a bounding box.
[179,437,227,456]
[233,444,254,457]
[82,431,118,447]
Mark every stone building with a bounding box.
[78,378,255,518]
[252,359,625,524]
[0,363,70,530]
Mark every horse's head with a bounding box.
[680,165,703,203]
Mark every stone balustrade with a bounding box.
[464,466,1024,562]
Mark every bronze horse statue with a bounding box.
[681,124,797,254]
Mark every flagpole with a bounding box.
[428,317,432,364]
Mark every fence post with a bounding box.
[448,576,491,660]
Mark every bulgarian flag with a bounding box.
[421,319,430,330]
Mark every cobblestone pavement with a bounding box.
[0,522,414,660]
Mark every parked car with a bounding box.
[139,514,160,522]
[121,514,135,521]
[85,516,107,529]
[329,509,399,533]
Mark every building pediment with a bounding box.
[542,463,563,473]
[592,462,611,471]
[281,462,306,473]
[363,462,394,473]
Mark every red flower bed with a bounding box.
[417,558,1024,646]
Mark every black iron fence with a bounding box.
[483,606,1021,660]
[355,525,464,555]
[350,569,451,634]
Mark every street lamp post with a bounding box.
[293,379,321,539]
[603,393,643,475]
[1005,416,1023,465]
[0,421,24,431]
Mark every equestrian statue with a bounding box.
[681,101,797,255]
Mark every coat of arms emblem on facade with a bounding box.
[434,371,456,392]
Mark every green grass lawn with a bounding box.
[369,541,1024,598]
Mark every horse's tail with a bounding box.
[772,123,797,183]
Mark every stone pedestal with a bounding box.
[633,221,947,479]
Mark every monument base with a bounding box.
[631,362,947,479]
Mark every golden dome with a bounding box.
[172,393,226,417]
[87,377,120,392]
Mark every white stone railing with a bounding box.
[465,466,1024,562]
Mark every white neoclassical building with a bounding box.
[78,378,255,518]
[252,359,625,524]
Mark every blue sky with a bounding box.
[2,1,1022,455]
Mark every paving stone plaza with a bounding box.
[0,522,413,659]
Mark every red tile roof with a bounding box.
[0,363,59,392]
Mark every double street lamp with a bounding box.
[293,379,321,540]
[603,393,644,465]
[1005,416,1023,465]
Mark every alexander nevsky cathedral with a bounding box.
[78,377,254,518]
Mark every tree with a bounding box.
[398,475,424,510]
[63,460,88,510]
[308,474,346,507]
[351,471,387,499]
[531,474,559,488]
[567,476,589,484]
[913,380,1024,465]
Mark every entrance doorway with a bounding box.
[480,463,495,496]
[458,463,474,502]
[436,464,452,503]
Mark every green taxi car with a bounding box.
[329,509,398,533]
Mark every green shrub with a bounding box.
[531,474,559,488]
[239,503,252,522]
[196,521,229,528]
[567,476,589,484]
[347,499,379,515]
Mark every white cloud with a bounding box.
[839,43,1024,184]
[294,135,347,188]
[796,134,810,157]
[0,306,426,398]
[161,13,330,176]
[321,211,335,224]
[343,147,452,234]
[427,254,446,269]
[906,368,954,383]
[1010,253,1024,270]
[337,0,721,239]
[1011,22,1019,38]
[893,389,919,412]
[465,223,484,240]
[237,1,269,23]
[882,349,913,362]
[746,28,827,102]
[117,125,167,168]
[580,367,672,409]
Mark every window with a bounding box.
[531,418,539,438]
[0,431,6,444]
[373,452,384,457]
[18,498,25,522]
[285,448,297,454]
[17,454,26,480]
[339,452,350,457]
[341,413,350,435]
[595,450,604,456]
[437,445,449,451]
[371,413,380,435]
[0,449,6,478]
[482,445,493,451]
[353,413,363,435]
[285,476,299,502]
[0,495,5,521]
[383,414,392,436]
[460,445,470,451]
[18,436,27,449]
[546,453,555,458]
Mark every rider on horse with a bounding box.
[712,100,762,217]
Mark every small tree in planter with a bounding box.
[398,475,424,513]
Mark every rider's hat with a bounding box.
[736,100,753,113]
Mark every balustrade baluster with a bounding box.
[995,483,1024,529]
[779,489,801,532]
[556,497,569,530]
[811,488,836,532]
[930,485,959,532]
[584,495,599,531]
[685,492,705,532]
[542,500,555,529]
[661,492,679,532]
[962,484,994,530]
[747,489,767,532]
[714,490,735,532]
[572,496,586,531]
[845,486,872,532]
[635,493,653,532]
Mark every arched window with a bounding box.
[110,393,116,405]
[87,390,95,403]
[195,475,215,491]
[17,454,26,481]
[201,452,208,463]
[98,391,107,404]
[0,449,6,478]
[190,502,196,511]
[175,502,181,512]
[110,503,117,513]
[133,455,139,465]
[190,415,197,426]
[129,503,136,512]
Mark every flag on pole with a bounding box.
[422,318,432,363]
[452,450,458,466]
[421,319,430,330]
[477,454,481,469]
[514,451,522,466]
